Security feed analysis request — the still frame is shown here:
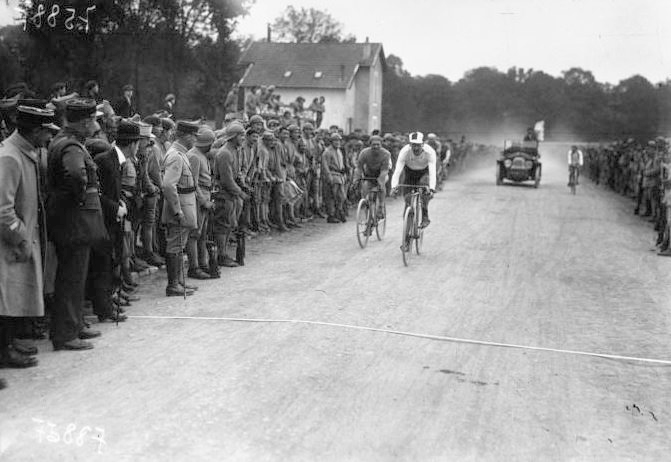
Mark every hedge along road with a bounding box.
[1,142,670,461]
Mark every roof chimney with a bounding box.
[267,23,271,42]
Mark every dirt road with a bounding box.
[2,142,670,461]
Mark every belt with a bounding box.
[199,184,212,191]
[177,186,196,194]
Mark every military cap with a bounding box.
[143,115,162,127]
[195,127,215,147]
[176,119,200,135]
[16,105,59,131]
[249,114,264,124]
[161,117,176,131]
[122,84,134,92]
[302,122,314,131]
[267,118,280,128]
[85,138,112,157]
[261,130,275,140]
[65,97,98,122]
[116,120,142,141]
[287,124,300,132]
[224,122,245,141]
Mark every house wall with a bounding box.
[353,67,370,132]
[271,88,350,130]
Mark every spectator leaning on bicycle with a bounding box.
[353,135,391,220]
[391,131,437,228]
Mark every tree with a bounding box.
[270,6,355,43]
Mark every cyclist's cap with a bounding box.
[409,132,424,144]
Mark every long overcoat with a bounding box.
[0,131,45,317]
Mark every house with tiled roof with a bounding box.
[238,41,385,133]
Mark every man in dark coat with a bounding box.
[88,138,128,323]
[47,98,107,351]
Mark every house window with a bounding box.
[314,71,323,79]
[284,71,292,78]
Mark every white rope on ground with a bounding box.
[128,315,671,366]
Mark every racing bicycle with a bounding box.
[396,184,429,266]
[356,178,386,248]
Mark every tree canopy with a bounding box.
[270,6,355,43]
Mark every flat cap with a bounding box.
[116,120,142,141]
[65,97,97,122]
[85,138,112,157]
[224,122,245,141]
[195,127,215,147]
[176,120,200,135]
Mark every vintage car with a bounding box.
[496,140,541,188]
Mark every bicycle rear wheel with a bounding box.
[356,199,370,249]
[401,207,413,266]
[375,201,386,241]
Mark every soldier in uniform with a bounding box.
[0,106,57,369]
[47,98,107,350]
[212,123,248,266]
[162,120,200,296]
[185,127,215,279]
[322,133,348,223]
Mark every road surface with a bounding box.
[2,142,670,461]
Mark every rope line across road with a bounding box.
[128,315,671,366]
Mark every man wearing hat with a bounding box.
[47,98,107,350]
[255,131,275,232]
[141,116,165,265]
[212,123,248,266]
[322,133,348,223]
[87,138,129,324]
[164,93,176,118]
[113,84,136,118]
[185,127,216,279]
[302,122,325,219]
[162,120,200,296]
[0,106,57,371]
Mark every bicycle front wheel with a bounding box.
[356,199,370,249]
[401,207,413,266]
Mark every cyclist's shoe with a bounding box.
[400,243,410,252]
[420,217,431,228]
[376,210,385,220]
[363,224,372,237]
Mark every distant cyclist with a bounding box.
[391,131,437,228]
[568,145,584,185]
[353,135,391,219]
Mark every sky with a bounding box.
[1,0,670,85]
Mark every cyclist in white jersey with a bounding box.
[391,131,437,227]
[567,145,584,185]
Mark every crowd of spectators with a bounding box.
[583,137,671,256]
[0,78,481,390]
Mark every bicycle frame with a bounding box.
[397,184,429,265]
